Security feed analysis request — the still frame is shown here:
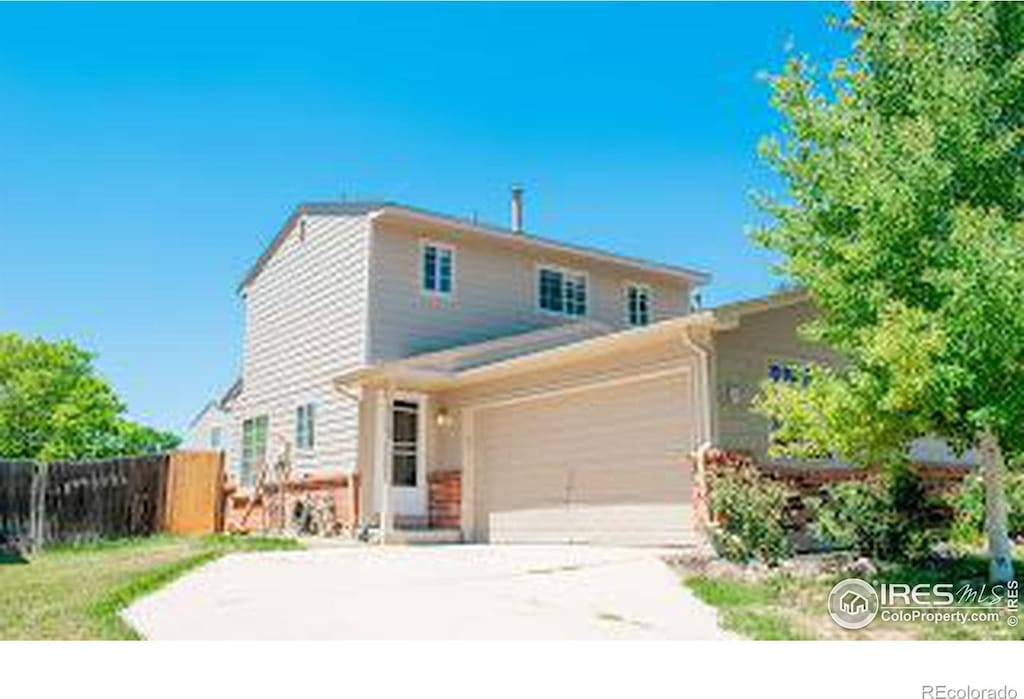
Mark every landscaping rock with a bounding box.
[844,556,878,578]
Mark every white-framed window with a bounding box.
[295,403,315,451]
[421,240,454,295]
[625,283,652,327]
[210,427,223,450]
[241,415,268,487]
[537,265,587,317]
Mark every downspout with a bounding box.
[680,325,715,539]
[332,381,364,538]
[679,326,713,448]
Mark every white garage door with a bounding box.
[473,371,696,546]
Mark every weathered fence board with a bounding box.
[42,455,168,545]
[0,461,37,549]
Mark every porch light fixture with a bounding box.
[435,407,454,429]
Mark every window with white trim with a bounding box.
[625,284,652,326]
[537,266,587,316]
[241,415,268,487]
[210,427,223,450]
[422,241,454,295]
[295,403,315,450]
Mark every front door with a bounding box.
[391,396,427,518]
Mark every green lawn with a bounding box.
[0,534,300,640]
[679,548,1023,641]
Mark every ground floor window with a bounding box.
[241,415,268,487]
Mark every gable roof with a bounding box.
[238,201,711,292]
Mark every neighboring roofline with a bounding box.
[219,376,243,407]
[188,376,242,428]
[336,312,715,391]
[238,201,711,293]
[711,288,810,330]
[187,400,220,429]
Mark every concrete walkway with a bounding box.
[123,545,730,640]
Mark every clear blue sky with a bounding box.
[0,2,849,434]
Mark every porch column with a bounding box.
[373,386,394,544]
[459,407,475,542]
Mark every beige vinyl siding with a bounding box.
[713,299,978,467]
[712,299,841,461]
[229,214,370,475]
[367,218,693,361]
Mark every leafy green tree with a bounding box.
[0,333,179,460]
[753,3,1023,581]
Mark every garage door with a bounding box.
[473,371,696,546]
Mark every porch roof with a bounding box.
[334,312,716,393]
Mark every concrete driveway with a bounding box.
[123,545,730,640]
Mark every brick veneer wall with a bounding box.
[692,447,972,534]
[223,472,359,535]
[428,470,461,529]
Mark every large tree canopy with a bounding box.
[0,332,179,461]
[753,3,1023,580]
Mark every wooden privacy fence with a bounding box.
[0,451,225,551]
[0,460,35,551]
[164,451,225,535]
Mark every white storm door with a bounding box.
[391,396,427,517]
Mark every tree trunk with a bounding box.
[979,430,1015,583]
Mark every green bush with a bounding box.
[708,464,795,564]
[813,465,945,562]
[950,473,1024,544]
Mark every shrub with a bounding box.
[813,464,946,562]
[950,472,1024,544]
[707,463,796,564]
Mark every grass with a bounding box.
[0,534,301,640]
[686,574,810,640]
[680,546,1024,641]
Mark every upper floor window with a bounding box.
[296,403,316,450]
[625,284,652,326]
[538,265,587,317]
[422,241,454,295]
[210,427,223,450]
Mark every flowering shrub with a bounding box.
[706,461,796,565]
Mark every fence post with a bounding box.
[29,461,47,553]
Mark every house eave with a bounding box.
[371,205,711,286]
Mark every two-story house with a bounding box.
[190,192,972,546]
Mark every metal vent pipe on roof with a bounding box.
[511,185,524,233]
